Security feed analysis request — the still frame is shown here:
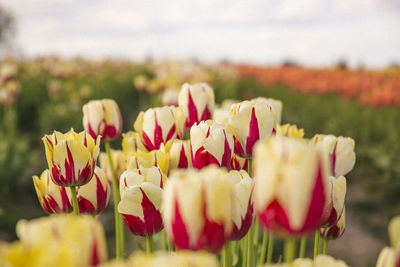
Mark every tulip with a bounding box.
[161,88,179,106]
[33,169,72,214]
[253,136,330,236]
[226,170,254,240]
[42,129,100,187]
[311,134,356,177]
[323,176,346,227]
[165,139,192,170]
[1,214,107,267]
[178,83,215,128]
[262,255,349,267]
[228,98,277,157]
[83,99,123,141]
[320,208,346,240]
[163,166,234,253]
[126,146,169,175]
[99,150,126,184]
[134,106,184,151]
[121,131,147,157]
[276,124,305,138]
[190,120,234,169]
[118,167,165,236]
[253,97,283,124]
[76,166,111,215]
[230,154,248,171]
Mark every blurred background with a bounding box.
[0,1,399,266]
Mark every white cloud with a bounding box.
[2,0,400,67]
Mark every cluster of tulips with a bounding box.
[236,64,400,107]
[1,80,396,267]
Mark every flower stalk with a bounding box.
[105,141,124,259]
[70,186,79,215]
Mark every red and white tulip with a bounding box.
[226,170,254,240]
[75,166,111,215]
[166,139,192,170]
[178,83,215,128]
[118,167,165,236]
[230,154,248,171]
[83,99,123,141]
[163,166,234,253]
[33,169,72,214]
[323,176,346,227]
[320,208,346,240]
[228,98,277,157]
[190,120,234,169]
[134,106,184,151]
[42,129,100,187]
[312,134,356,177]
[254,136,331,236]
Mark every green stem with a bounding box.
[161,230,167,251]
[105,141,124,259]
[299,237,307,258]
[258,231,268,265]
[242,234,248,267]
[246,224,253,267]
[284,238,296,263]
[266,234,274,263]
[323,239,328,255]
[70,186,80,215]
[146,235,153,254]
[222,242,231,267]
[314,230,320,259]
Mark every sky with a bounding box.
[2,0,400,68]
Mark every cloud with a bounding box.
[2,0,400,67]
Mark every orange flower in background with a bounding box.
[83,99,123,141]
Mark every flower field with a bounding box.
[0,58,399,267]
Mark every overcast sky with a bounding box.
[2,0,400,68]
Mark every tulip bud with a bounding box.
[323,176,346,226]
[118,167,165,236]
[42,129,100,187]
[320,208,346,240]
[312,134,356,177]
[99,149,126,184]
[178,83,215,128]
[134,106,184,151]
[254,136,330,236]
[33,169,72,214]
[83,99,123,141]
[190,120,234,169]
[230,154,248,171]
[76,166,111,214]
[227,170,254,240]
[126,146,169,175]
[161,88,179,106]
[3,214,108,267]
[163,166,234,253]
[276,124,305,138]
[228,98,277,157]
[121,131,147,157]
[165,139,192,170]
